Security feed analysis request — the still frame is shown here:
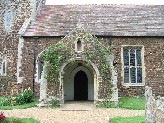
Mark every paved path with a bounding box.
[2,102,145,123]
[60,101,95,111]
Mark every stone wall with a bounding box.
[0,0,46,93]
[112,37,164,97]
[0,0,33,80]
[22,37,61,97]
[22,35,112,99]
[21,36,164,98]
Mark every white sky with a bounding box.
[46,0,164,5]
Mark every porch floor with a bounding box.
[60,101,95,111]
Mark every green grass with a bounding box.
[97,101,118,108]
[97,97,146,110]
[119,97,146,110]
[0,99,38,110]
[0,117,40,123]
[0,96,2,101]
[110,116,145,123]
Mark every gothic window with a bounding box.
[1,56,7,76]
[2,62,6,75]
[75,38,83,52]
[4,10,13,31]
[6,0,11,4]
[35,60,44,83]
[122,46,144,86]
[77,39,82,51]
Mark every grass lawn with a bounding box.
[0,117,40,123]
[97,97,146,110]
[110,116,145,123]
[0,96,2,101]
[119,97,146,110]
[0,98,38,110]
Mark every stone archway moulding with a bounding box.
[60,58,101,104]
[60,58,100,76]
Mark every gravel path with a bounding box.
[2,107,144,123]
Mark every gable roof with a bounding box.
[23,4,164,37]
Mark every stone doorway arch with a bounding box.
[60,59,101,104]
[64,65,93,101]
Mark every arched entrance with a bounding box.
[74,70,88,100]
[61,60,100,102]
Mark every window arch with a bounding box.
[39,61,44,79]
[4,9,13,32]
[6,0,11,4]
[121,45,145,86]
[1,55,7,76]
[35,59,44,83]
[77,39,82,51]
[75,38,83,52]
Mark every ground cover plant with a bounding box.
[0,117,40,123]
[0,87,33,106]
[49,97,60,108]
[0,75,38,109]
[119,97,145,110]
[0,99,38,110]
[0,112,40,123]
[97,97,146,110]
[0,87,38,110]
[109,116,145,123]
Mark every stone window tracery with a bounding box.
[122,46,144,86]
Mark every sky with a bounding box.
[46,0,164,5]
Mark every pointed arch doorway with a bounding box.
[74,70,88,100]
[62,61,99,102]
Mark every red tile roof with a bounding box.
[23,4,164,37]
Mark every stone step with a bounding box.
[60,101,95,111]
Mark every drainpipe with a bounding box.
[109,35,112,46]
[109,35,112,55]
[32,37,38,97]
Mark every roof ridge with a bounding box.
[44,4,162,6]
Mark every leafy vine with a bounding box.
[39,41,71,84]
[39,32,113,86]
